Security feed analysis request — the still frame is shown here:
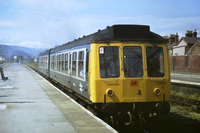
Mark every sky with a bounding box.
[0,0,200,49]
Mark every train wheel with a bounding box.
[137,112,146,126]
[132,111,146,127]
[104,115,119,130]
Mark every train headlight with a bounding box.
[154,88,161,95]
[106,89,114,97]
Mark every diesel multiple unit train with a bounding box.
[39,25,170,125]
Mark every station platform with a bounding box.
[171,73,200,86]
[0,63,116,133]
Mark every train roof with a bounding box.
[39,24,168,56]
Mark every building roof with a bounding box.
[180,37,200,45]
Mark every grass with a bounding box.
[170,90,200,121]
[170,103,200,121]
[24,62,39,70]
[171,91,200,101]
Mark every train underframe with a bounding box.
[94,101,170,128]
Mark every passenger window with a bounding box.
[59,55,62,72]
[62,54,65,72]
[69,54,71,75]
[99,47,120,78]
[57,55,59,71]
[72,52,77,76]
[123,46,143,77]
[146,47,165,77]
[78,51,84,79]
[45,57,47,68]
[52,55,55,70]
[65,53,68,74]
[50,56,53,70]
[53,56,55,70]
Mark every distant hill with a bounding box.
[0,44,46,57]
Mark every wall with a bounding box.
[169,55,200,73]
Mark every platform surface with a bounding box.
[0,63,115,133]
[171,72,200,86]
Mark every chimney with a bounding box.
[169,34,175,44]
[185,30,193,37]
[193,29,197,37]
[175,33,179,43]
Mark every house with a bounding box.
[172,29,200,56]
[186,40,200,55]
[167,33,179,56]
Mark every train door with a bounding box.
[45,56,48,74]
[69,52,73,89]
[65,52,71,88]
[122,45,146,102]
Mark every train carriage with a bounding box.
[39,25,170,125]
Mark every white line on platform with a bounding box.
[171,79,200,86]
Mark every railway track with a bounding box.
[171,81,200,113]
[170,95,200,113]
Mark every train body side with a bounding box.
[39,44,90,99]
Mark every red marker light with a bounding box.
[106,89,114,96]
[154,88,161,95]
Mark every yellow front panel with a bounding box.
[145,44,171,102]
[122,79,146,102]
[146,79,170,102]
[88,42,170,103]
[89,43,124,103]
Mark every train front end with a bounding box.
[88,25,170,124]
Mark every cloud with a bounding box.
[0,0,85,48]
[0,21,15,27]
[18,41,48,48]
[4,43,11,46]
[20,0,84,14]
